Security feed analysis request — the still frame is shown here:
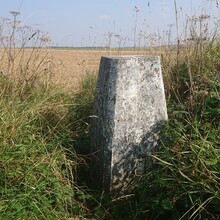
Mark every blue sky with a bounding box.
[0,0,219,47]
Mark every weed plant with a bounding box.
[133,51,220,219]
[86,8,220,220]
[67,72,97,188]
[0,13,91,219]
[66,35,220,220]
[1,4,220,220]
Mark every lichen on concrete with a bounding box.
[91,55,167,197]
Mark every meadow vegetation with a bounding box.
[0,5,220,220]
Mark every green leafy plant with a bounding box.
[0,13,92,219]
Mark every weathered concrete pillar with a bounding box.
[91,56,167,197]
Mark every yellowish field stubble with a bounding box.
[0,48,166,91]
[49,48,163,91]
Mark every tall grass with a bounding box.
[98,11,220,220]
[0,3,220,220]
[0,13,91,219]
[133,43,220,219]
[75,4,220,220]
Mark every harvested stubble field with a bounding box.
[0,47,162,91]
[49,48,160,90]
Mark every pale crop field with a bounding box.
[0,47,161,91]
[0,45,178,93]
[48,48,159,91]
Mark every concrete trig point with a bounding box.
[91,55,167,197]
